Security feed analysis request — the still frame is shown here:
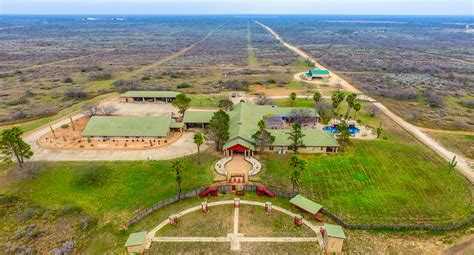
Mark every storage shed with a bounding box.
[125,231,148,254]
[321,223,346,254]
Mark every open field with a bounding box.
[260,108,473,225]
[427,133,474,160]
[257,15,474,131]
[0,154,216,253]
[0,16,306,125]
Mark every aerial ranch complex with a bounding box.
[80,91,340,154]
[1,14,472,255]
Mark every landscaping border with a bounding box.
[124,185,474,231]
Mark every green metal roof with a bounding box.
[222,103,321,151]
[309,69,329,75]
[222,137,255,151]
[270,129,339,147]
[289,195,323,215]
[307,69,330,76]
[324,223,346,239]
[125,231,147,247]
[82,116,170,137]
[170,122,184,128]
[183,110,217,123]
[121,91,180,98]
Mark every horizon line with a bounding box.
[1,13,473,16]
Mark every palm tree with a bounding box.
[331,91,345,116]
[353,103,361,121]
[344,93,357,120]
[193,132,204,165]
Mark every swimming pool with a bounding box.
[323,125,360,134]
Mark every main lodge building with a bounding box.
[183,102,340,155]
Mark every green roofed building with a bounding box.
[289,194,323,215]
[125,231,147,254]
[82,115,181,139]
[184,102,338,156]
[305,69,330,80]
[121,90,180,103]
[183,110,217,129]
[322,223,346,254]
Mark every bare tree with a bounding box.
[289,109,313,124]
[101,105,117,116]
[254,93,273,105]
[366,103,379,117]
[83,103,100,117]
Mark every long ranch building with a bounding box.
[121,91,180,103]
[182,102,339,155]
[82,115,183,140]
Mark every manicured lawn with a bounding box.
[260,138,473,225]
[189,94,227,108]
[273,98,314,108]
[1,154,216,218]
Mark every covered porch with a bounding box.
[222,138,256,158]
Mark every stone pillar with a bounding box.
[234,198,240,208]
[294,215,303,226]
[265,202,272,214]
[201,202,209,213]
[169,215,178,225]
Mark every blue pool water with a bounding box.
[323,125,360,134]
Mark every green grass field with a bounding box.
[260,138,473,225]
[189,94,227,108]
[1,154,215,219]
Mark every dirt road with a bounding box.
[256,21,473,183]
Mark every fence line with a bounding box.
[124,185,474,231]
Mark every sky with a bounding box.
[1,0,473,15]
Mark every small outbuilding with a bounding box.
[321,223,346,254]
[125,231,148,254]
[289,195,323,220]
[121,91,180,103]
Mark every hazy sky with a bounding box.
[1,0,473,15]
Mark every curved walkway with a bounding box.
[256,21,473,183]
[246,156,262,176]
[145,199,323,251]
[214,156,232,176]
[214,155,262,177]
